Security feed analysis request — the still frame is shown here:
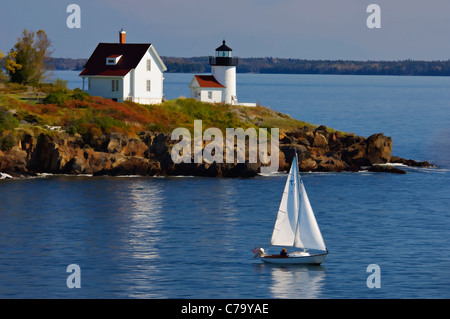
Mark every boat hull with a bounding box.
[261,253,327,265]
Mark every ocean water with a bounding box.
[1,71,449,299]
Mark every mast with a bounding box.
[270,154,300,247]
[293,154,303,248]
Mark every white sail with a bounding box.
[294,181,327,251]
[270,154,327,252]
[270,155,300,247]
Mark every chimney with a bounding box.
[119,28,126,44]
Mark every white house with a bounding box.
[79,29,167,104]
[189,40,239,105]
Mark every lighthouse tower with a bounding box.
[209,40,238,105]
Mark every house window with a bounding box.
[208,91,212,99]
[106,55,122,65]
[146,59,151,71]
[112,79,119,92]
[146,80,151,92]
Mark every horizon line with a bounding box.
[49,56,450,63]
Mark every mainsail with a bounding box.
[270,155,326,251]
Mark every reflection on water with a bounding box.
[117,180,165,298]
[127,182,164,260]
[265,264,326,299]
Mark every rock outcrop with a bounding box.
[279,126,408,173]
[0,126,434,178]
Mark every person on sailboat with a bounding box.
[280,248,288,257]
[253,247,266,258]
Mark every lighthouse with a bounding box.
[189,40,239,105]
[210,40,238,105]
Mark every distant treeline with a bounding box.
[47,56,450,76]
[46,57,87,71]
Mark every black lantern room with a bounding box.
[209,40,238,66]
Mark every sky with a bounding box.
[1,0,450,60]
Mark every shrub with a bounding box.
[36,82,68,94]
[0,71,8,83]
[0,134,16,151]
[94,116,127,133]
[65,118,87,135]
[42,89,90,108]
[1,82,29,93]
[147,123,165,132]
[65,116,127,136]
[71,88,90,101]
[20,113,42,125]
[42,91,71,106]
[0,109,19,132]
[52,79,68,90]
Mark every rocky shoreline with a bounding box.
[0,124,434,179]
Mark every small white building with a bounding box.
[189,40,239,105]
[79,29,167,104]
[189,75,225,103]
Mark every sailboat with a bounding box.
[257,154,328,265]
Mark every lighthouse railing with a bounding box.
[209,56,239,66]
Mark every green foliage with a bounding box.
[19,113,42,125]
[5,29,52,85]
[94,116,126,132]
[0,72,8,83]
[42,88,90,106]
[52,78,68,90]
[65,119,84,135]
[166,98,244,130]
[70,88,90,101]
[0,109,19,132]
[0,108,18,150]
[0,82,29,93]
[0,134,16,151]
[42,91,71,106]
[146,123,166,132]
[65,116,127,136]
[0,50,8,83]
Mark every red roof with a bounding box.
[194,75,225,88]
[80,43,151,76]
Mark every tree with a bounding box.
[4,29,52,85]
[0,50,8,82]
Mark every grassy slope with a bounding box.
[0,83,340,150]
